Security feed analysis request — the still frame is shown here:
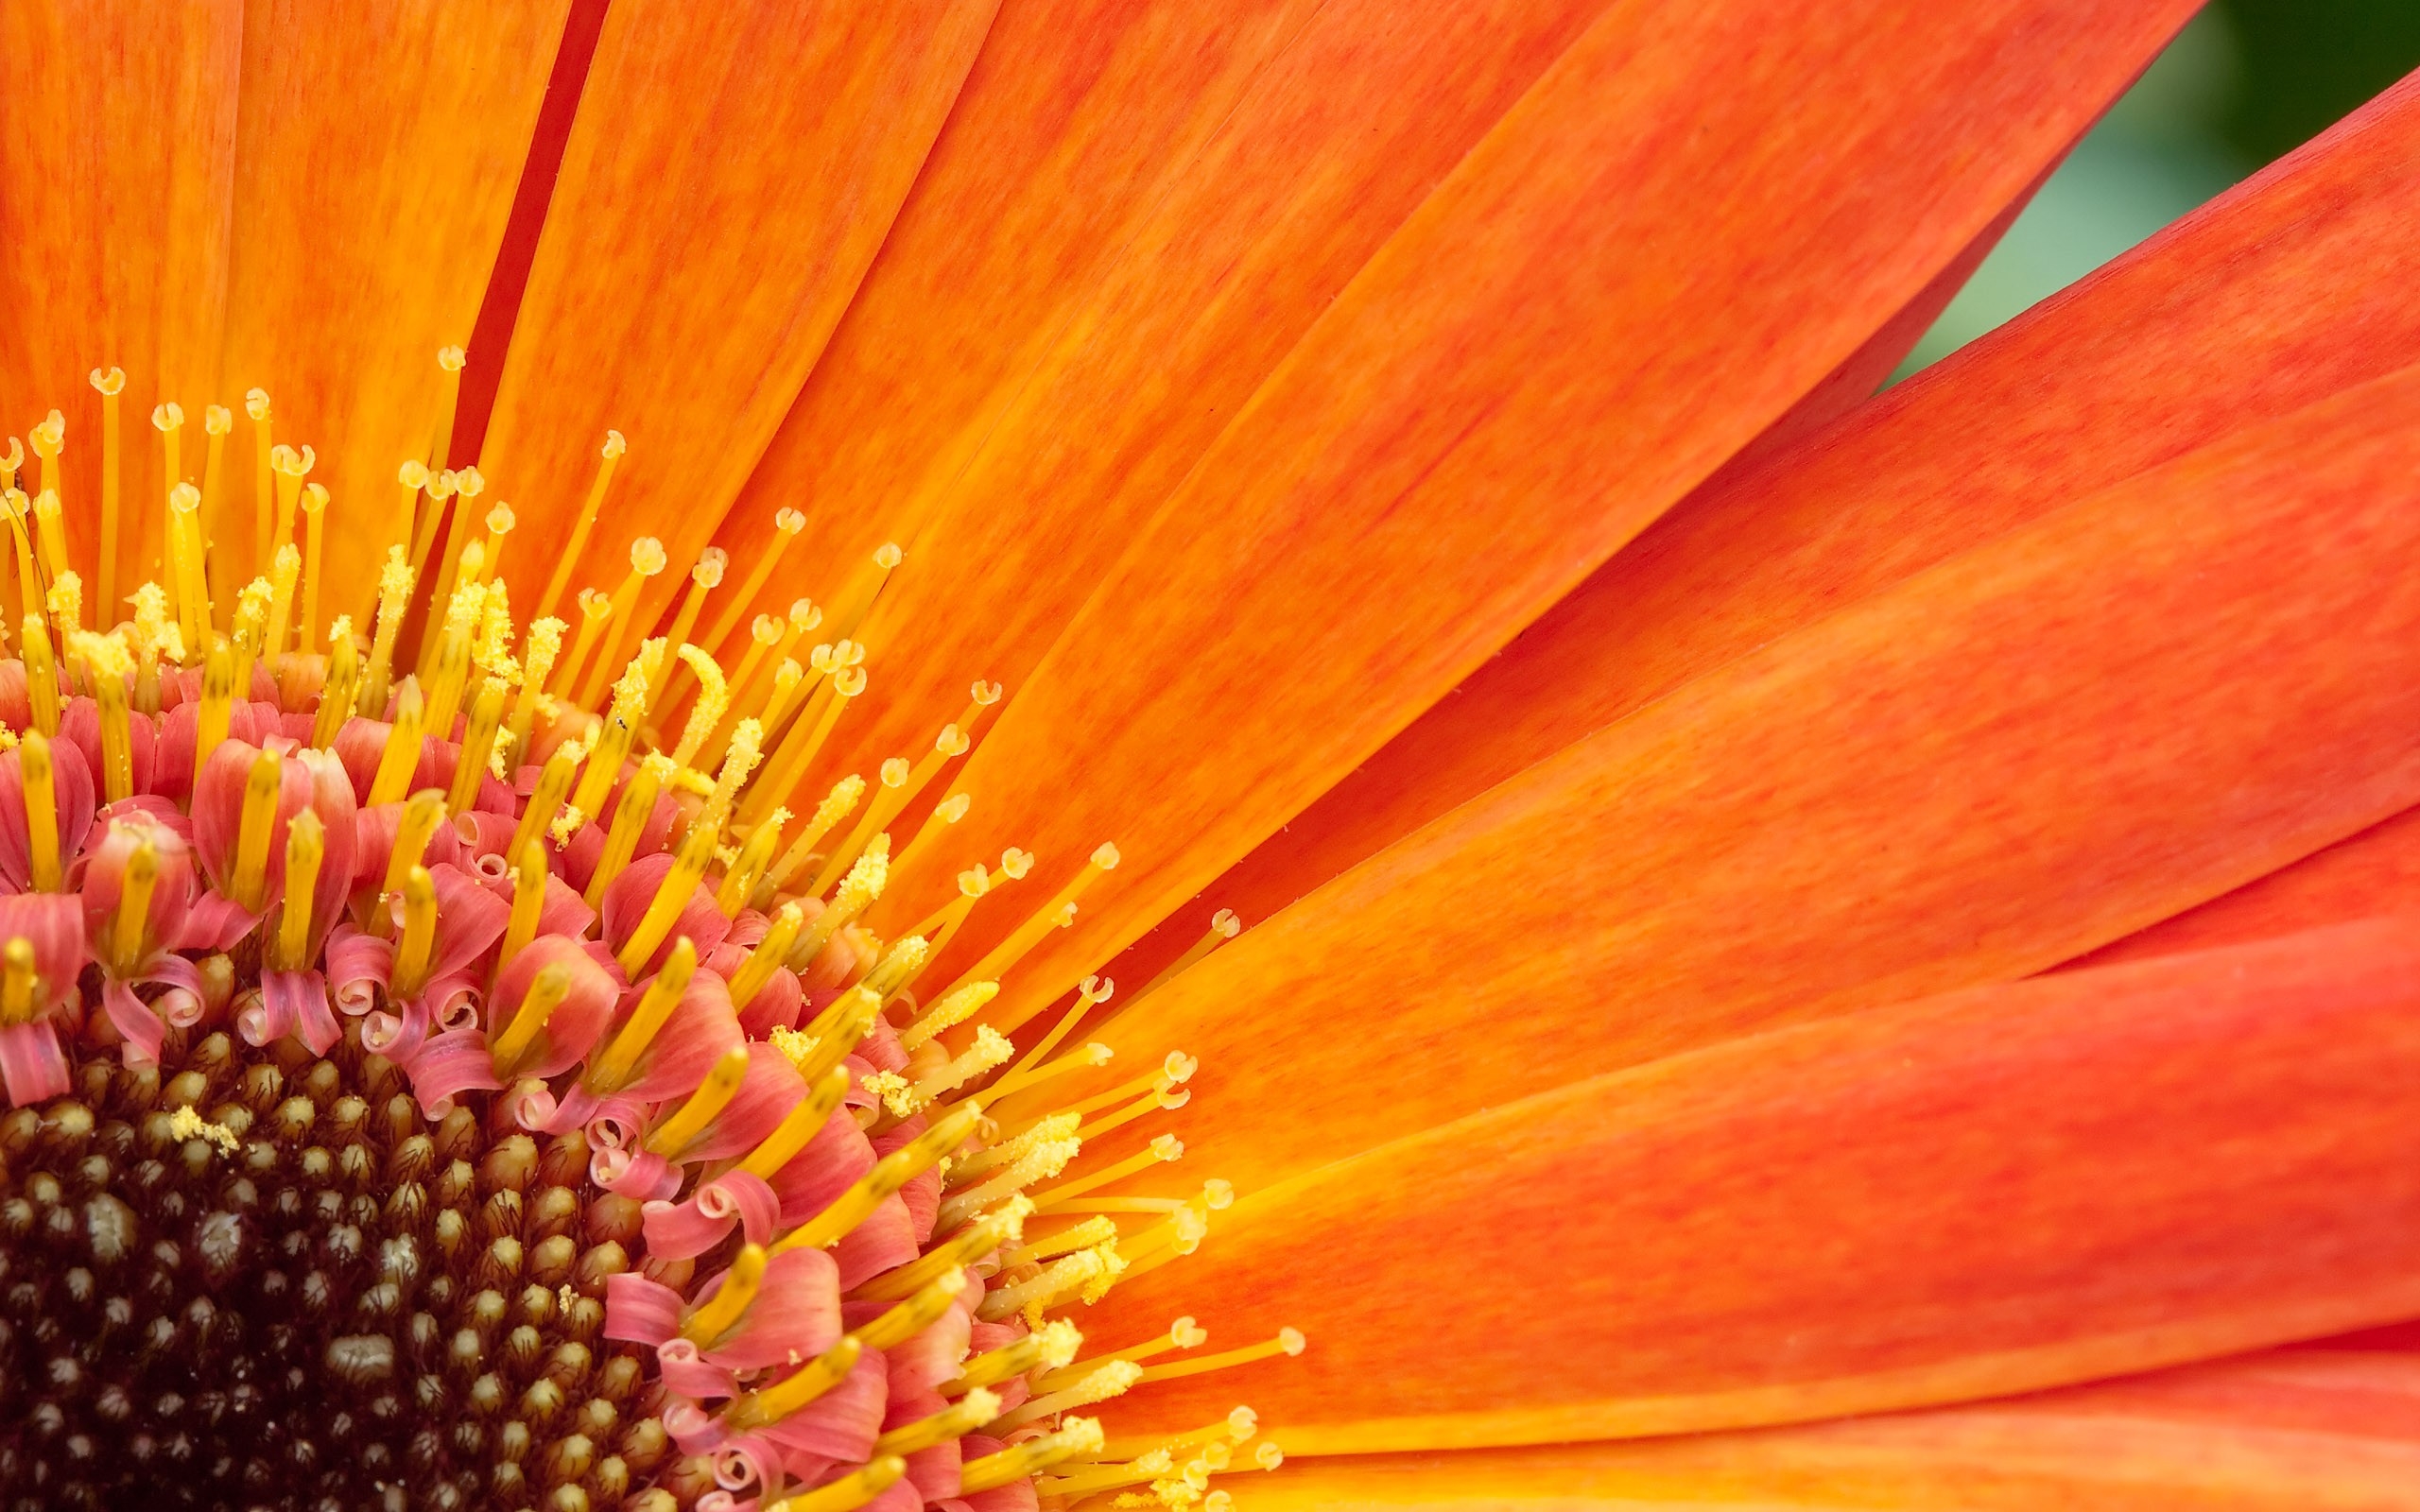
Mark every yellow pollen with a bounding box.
[767,772,868,892]
[939,1134,1081,1234]
[786,834,887,970]
[911,1024,1015,1104]
[504,614,565,765]
[165,1105,241,1158]
[995,1359,1143,1432]
[508,735,580,866]
[942,1314,1080,1395]
[666,644,730,771]
[901,979,998,1054]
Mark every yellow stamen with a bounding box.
[1006,1214,1119,1267]
[850,1266,968,1350]
[91,370,123,613]
[16,615,53,740]
[646,1043,751,1158]
[724,901,804,1012]
[788,836,887,969]
[503,615,565,765]
[0,937,38,1023]
[855,1197,1034,1307]
[998,975,1116,1091]
[389,865,439,999]
[297,482,327,654]
[713,812,786,917]
[821,541,904,646]
[570,646,654,817]
[912,1028,1005,1112]
[445,679,506,815]
[900,980,997,1055]
[942,1315,1081,1394]
[874,1390,1001,1457]
[261,542,301,667]
[960,1418,1104,1495]
[679,1242,765,1346]
[376,789,447,937]
[614,820,717,976]
[774,987,882,1089]
[725,1333,863,1432]
[1129,910,1243,1015]
[582,754,667,911]
[76,632,134,802]
[405,467,454,600]
[367,679,426,808]
[497,841,548,973]
[575,538,665,712]
[1034,1133,1184,1214]
[268,440,313,570]
[766,1455,904,1512]
[247,389,272,570]
[742,642,866,824]
[110,834,158,973]
[167,483,208,655]
[27,413,66,579]
[360,545,414,714]
[274,808,324,971]
[471,500,514,586]
[689,507,804,692]
[767,773,867,891]
[311,619,360,752]
[943,843,1121,1029]
[425,346,467,474]
[32,487,67,589]
[1078,1082,1192,1146]
[533,430,625,626]
[994,1360,1142,1433]
[1132,1330,1305,1385]
[730,1064,853,1186]
[709,597,820,765]
[547,587,614,700]
[415,465,482,674]
[507,736,580,866]
[5,490,42,639]
[489,960,573,1076]
[230,746,285,912]
[199,405,231,629]
[192,643,233,784]
[587,936,697,1091]
[645,551,723,725]
[667,643,735,774]
[772,1102,980,1255]
[974,1246,1110,1323]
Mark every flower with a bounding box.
[1,0,2418,1509]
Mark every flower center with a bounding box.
[0,356,1295,1510]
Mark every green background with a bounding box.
[1899,0,2420,375]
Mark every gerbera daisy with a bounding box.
[1,0,2416,1509]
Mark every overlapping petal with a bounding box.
[1045,356,2420,1190]
[1095,920,2420,1451]
[881,0,2201,1022]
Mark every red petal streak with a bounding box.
[1098,923,2420,1450]
[1056,359,2420,1191]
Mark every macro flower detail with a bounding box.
[4,0,2420,1510]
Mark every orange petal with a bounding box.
[0,1,240,598]
[214,0,572,611]
[1134,68,2420,989]
[877,0,2199,1015]
[472,0,999,616]
[700,0,1334,654]
[2061,806,2420,971]
[1095,921,2420,1450]
[1046,357,2420,1190]
[775,0,1656,782]
[1241,1350,2420,1508]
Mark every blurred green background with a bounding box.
[1897,0,2420,376]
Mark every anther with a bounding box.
[489,963,574,1078]
[960,1418,1105,1495]
[614,822,717,976]
[644,1044,749,1158]
[583,756,667,911]
[873,1389,1001,1456]
[585,938,697,1091]
[772,1101,980,1254]
[677,1243,765,1347]
[272,810,324,971]
[723,902,803,1011]
[766,1453,906,1512]
[734,1063,852,1180]
[724,1334,862,1431]
[229,746,285,911]
[367,679,426,808]
[389,867,440,1000]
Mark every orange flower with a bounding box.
[1,0,2417,1508]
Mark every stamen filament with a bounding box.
[678,1243,764,1346]
[388,866,439,999]
[91,371,122,614]
[587,937,697,1091]
[230,746,284,911]
[246,390,272,570]
[873,1389,1000,1456]
[532,431,624,626]
[574,539,663,712]
[998,976,1115,1091]
[687,507,803,696]
[274,809,324,971]
[766,774,866,892]
[0,938,38,1022]
[735,1062,853,1180]
[937,843,1118,1021]
[740,658,865,826]
[547,588,613,700]
[20,614,57,738]
[1033,1134,1183,1212]
[941,1315,1081,1394]
[723,901,803,1012]
[993,1361,1141,1433]
[297,482,327,654]
[645,1043,750,1157]
[714,815,785,917]
[1132,1331,1305,1385]
[1127,910,1243,1011]
[787,837,887,969]
[772,1103,980,1254]
[199,406,232,629]
[725,1334,860,1431]
[489,961,572,1075]
[959,1418,1105,1494]
[767,1454,904,1512]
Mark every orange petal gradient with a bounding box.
[1243,1351,2420,1508]
[474,0,998,621]
[1094,920,2420,1451]
[0,0,241,600]
[216,0,571,611]
[1042,358,2420,1188]
[1130,66,2420,988]
[886,0,2199,1019]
